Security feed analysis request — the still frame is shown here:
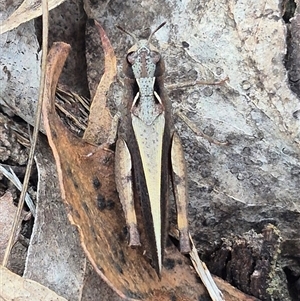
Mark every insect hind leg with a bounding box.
[115,138,141,246]
[171,132,191,253]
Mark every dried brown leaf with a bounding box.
[83,21,116,144]
[0,0,65,34]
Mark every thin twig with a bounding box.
[169,226,224,301]
[189,233,224,301]
[0,165,36,217]
[56,87,90,112]
[2,0,49,266]
[55,102,87,130]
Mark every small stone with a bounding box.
[216,67,224,75]
[181,41,189,48]
[202,87,213,97]
[241,80,251,90]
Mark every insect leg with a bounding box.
[115,138,141,246]
[171,132,191,253]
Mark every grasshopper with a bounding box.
[115,22,191,276]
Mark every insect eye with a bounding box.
[127,52,137,64]
[150,51,161,64]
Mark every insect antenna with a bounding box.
[148,21,166,42]
[116,25,139,44]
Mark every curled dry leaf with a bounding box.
[0,265,68,301]
[83,21,116,145]
[42,23,262,300]
[0,0,66,34]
